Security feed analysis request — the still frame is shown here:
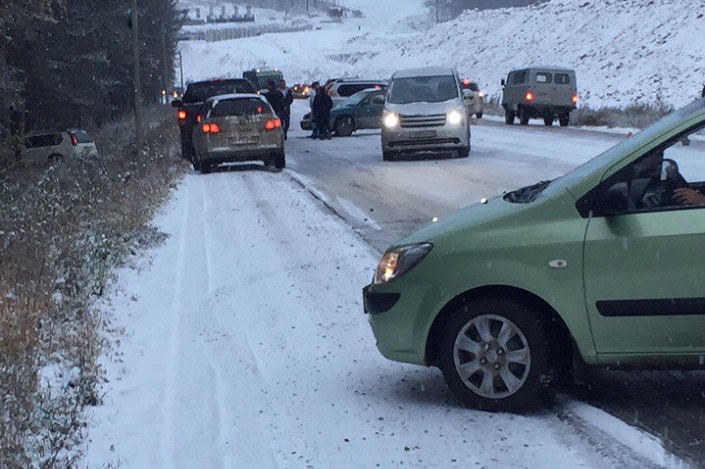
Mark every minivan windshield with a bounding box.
[388,75,459,104]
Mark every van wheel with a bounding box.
[543,116,554,126]
[559,114,570,127]
[476,112,483,119]
[438,297,555,412]
[518,107,530,125]
[504,110,515,125]
[199,159,211,174]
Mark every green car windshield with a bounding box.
[507,98,705,203]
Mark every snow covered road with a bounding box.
[85,166,683,468]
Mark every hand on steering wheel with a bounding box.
[661,158,689,205]
[673,187,705,205]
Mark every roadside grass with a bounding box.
[483,97,674,128]
[0,106,185,468]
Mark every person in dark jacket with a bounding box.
[312,87,333,140]
[279,79,294,140]
[309,81,321,138]
[264,80,285,118]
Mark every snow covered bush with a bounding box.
[0,106,183,468]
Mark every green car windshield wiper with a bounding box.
[503,180,553,203]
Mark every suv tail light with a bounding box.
[202,123,220,133]
[178,110,187,120]
[67,131,78,146]
[572,94,579,104]
[525,91,534,101]
[264,118,282,131]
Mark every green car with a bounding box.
[330,88,386,136]
[363,98,705,412]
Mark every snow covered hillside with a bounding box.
[179,0,705,109]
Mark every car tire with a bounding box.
[518,107,530,125]
[382,151,397,162]
[199,159,211,174]
[438,297,555,413]
[192,151,201,171]
[559,114,570,127]
[543,115,554,126]
[476,111,483,119]
[504,110,515,125]
[334,116,354,137]
[274,151,286,169]
[181,142,192,161]
[457,146,469,158]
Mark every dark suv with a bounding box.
[172,79,256,160]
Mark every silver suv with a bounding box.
[501,67,578,126]
[326,79,388,105]
[381,67,470,161]
[21,129,98,164]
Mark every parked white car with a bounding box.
[21,129,98,164]
[461,79,484,118]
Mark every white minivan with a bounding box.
[380,67,471,161]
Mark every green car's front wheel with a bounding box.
[438,297,554,412]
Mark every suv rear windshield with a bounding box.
[335,83,384,97]
[182,80,255,104]
[211,98,268,117]
[388,76,458,104]
[70,130,93,143]
[554,73,571,85]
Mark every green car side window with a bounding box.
[579,122,705,217]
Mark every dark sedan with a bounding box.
[299,88,386,136]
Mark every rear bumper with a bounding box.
[201,146,283,165]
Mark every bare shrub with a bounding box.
[485,95,673,129]
[0,105,185,467]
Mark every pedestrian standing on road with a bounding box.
[701,82,705,97]
[264,80,285,121]
[279,79,294,140]
[312,86,333,140]
[309,81,321,139]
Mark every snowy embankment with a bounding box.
[180,0,705,110]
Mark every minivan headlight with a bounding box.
[447,108,464,125]
[383,112,399,129]
[374,243,433,284]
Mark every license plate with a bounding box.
[409,130,436,139]
[229,136,257,145]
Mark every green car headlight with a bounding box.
[374,243,433,284]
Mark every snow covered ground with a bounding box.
[85,168,687,469]
[179,0,705,109]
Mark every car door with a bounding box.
[357,91,384,129]
[583,126,705,357]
